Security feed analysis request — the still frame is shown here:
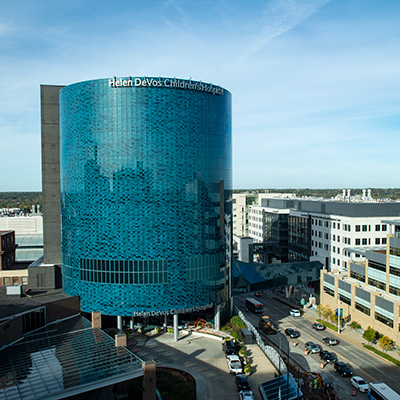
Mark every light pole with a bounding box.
[337,293,340,334]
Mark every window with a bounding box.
[362,238,367,245]
[355,302,370,316]
[337,248,340,254]
[382,238,387,245]
[348,238,351,245]
[333,222,336,229]
[319,231,322,238]
[375,224,381,231]
[333,246,336,252]
[319,220,322,226]
[325,221,329,227]
[325,233,329,239]
[375,238,381,245]
[355,239,361,245]
[337,223,340,229]
[13,277,19,284]
[324,244,328,250]
[382,225,387,231]
[337,235,340,241]
[332,258,336,264]
[333,234,336,240]
[356,225,361,232]
[362,225,367,231]
[22,277,28,285]
[4,277,10,285]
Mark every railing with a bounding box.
[235,306,287,374]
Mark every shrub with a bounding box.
[349,321,362,330]
[230,315,245,329]
[231,331,241,341]
[378,336,393,353]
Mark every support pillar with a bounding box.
[130,317,134,330]
[163,315,167,332]
[215,305,221,331]
[117,315,123,333]
[143,360,156,400]
[91,311,101,329]
[173,314,178,342]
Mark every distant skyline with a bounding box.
[1,0,400,190]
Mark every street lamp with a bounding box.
[337,293,340,334]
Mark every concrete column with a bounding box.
[163,315,167,332]
[143,360,156,400]
[117,315,123,333]
[91,311,101,329]
[173,314,178,342]
[393,302,400,333]
[215,305,221,331]
[115,333,127,347]
[130,317,134,330]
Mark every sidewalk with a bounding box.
[128,330,278,400]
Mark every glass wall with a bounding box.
[60,77,232,316]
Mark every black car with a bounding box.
[285,328,300,338]
[235,374,251,391]
[223,340,238,356]
[322,337,339,346]
[320,350,335,363]
[334,361,353,377]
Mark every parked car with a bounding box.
[223,339,238,356]
[350,376,368,392]
[334,361,353,377]
[322,337,339,346]
[312,322,326,330]
[239,390,255,400]
[254,291,263,297]
[235,375,250,392]
[290,309,301,317]
[305,342,320,354]
[285,328,301,338]
[226,354,243,374]
[319,350,335,363]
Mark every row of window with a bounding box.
[311,219,388,233]
[3,276,28,285]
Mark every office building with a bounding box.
[246,194,400,271]
[321,220,400,342]
[233,193,258,237]
[41,77,232,321]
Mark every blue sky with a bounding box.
[1,0,400,190]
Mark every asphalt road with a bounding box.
[235,292,400,399]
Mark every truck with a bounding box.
[368,382,400,400]
[258,315,277,335]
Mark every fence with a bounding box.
[235,306,287,374]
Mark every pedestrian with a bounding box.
[309,381,313,392]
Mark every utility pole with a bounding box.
[337,293,340,334]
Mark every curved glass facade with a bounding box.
[59,77,232,316]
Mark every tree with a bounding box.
[316,304,324,319]
[378,336,393,353]
[363,326,376,345]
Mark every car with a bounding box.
[319,350,335,363]
[222,339,238,356]
[322,337,339,346]
[312,322,326,330]
[226,354,243,374]
[305,342,320,354]
[350,376,368,392]
[285,328,301,338]
[239,390,255,400]
[254,291,263,297]
[290,309,301,317]
[334,361,353,377]
[235,375,250,391]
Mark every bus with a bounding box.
[245,298,263,313]
[369,382,400,400]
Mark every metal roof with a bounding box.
[0,316,143,400]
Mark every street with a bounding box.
[235,292,400,399]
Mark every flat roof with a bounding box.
[0,315,144,400]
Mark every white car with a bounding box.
[350,376,368,392]
[226,354,243,374]
[239,390,255,400]
[290,309,301,317]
